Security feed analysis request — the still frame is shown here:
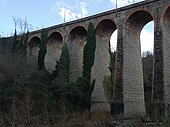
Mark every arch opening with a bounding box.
[68,26,87,46]
[124,11,154,117]
[68,26,87,82]
[28,36,41,56]
[27,36,41,68]
[163,6,170,105]
[91,19,117,112]
[28,36,41,48]
[45,32,63,73]
[48,32,63,44]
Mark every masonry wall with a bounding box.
[68,37,84,82]
[163,8,170,105]
[24,0,170,118]
[91,36,111,111]
[45,41,62,73]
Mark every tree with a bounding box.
[12,17,31,53]
[82,22,96,82]
[59,42,70,83]
[38,29,48,70]
[64,22,96,113]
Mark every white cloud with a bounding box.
[51,0,88,22]
[110,0,143,8]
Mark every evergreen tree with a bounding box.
[58,42,70,83]
[82,22,96,82]
[38,29,48,70]
[80,22,96,111]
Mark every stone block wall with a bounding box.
[45,41,62,73]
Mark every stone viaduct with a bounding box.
[26,0,170,118]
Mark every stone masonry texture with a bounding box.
[23,0,170,118]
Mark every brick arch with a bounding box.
[45,32,63,73]
[162,5,170,105]
[95,19,117,38]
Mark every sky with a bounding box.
[0,0,153,53]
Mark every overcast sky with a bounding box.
[0,0,153,53]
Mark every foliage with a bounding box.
[103,43,115,106]
[58,42,70,83]
[64,22,96,113]
[154,116,170,127]
[38,29,48,70]
[64,77,95,113]
[20,31,29,54]
[142,51,153,102]
[108,43,116,83]
[82,22,96,81]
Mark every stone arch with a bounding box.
[162,6,170,106]
[27,36,41,67]
[45,32,63,72]
[68,26,87,82]
[91,19,117,112]
[123,10,154,118]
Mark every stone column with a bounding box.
[123,24,146,118]
[151,9,165,119]
[91,35,111,112]
[162,7,170,116]
[68,36,84,82]
[112,24,124,115]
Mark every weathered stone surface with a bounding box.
[163,7,170,106]
[68,38,84,82]
[91,36,111,111]
[24,0,170,118]
[45,40,62,73]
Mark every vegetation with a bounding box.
[63,22,96,114]
[142,51,153,102]
[103,43,116,106]
[38,29,48,70]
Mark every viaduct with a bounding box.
[25,0,170,118]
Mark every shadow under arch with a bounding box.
[123,10,154,118]
[91,19,117,112]
[27,36,41,68]
[67,26,87,82]
[162,6,170,107]
[45,32,63,72]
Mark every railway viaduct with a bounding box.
[26,0,170,118]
